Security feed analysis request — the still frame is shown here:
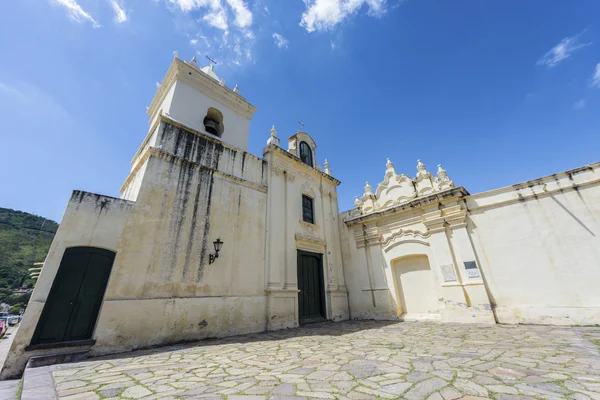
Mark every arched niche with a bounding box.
[203,107,225,137]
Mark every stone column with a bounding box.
[423,203,494,324]
[265,162,299,330]
[445,207,495,323]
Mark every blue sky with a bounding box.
[1,0,599,222]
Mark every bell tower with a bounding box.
[146,54,257,151]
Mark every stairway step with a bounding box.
[27,349,89,369]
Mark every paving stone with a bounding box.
[489,367,527,380]
[453,380,488,397]
[404,378,447,400]
[440,387,462,400]
[120,385,153,398]
[406,371,431,382]
[379,382,412,395]
[28,321,600,400]
[61,392,100,400]
[485,385,519,394]
[428,393,444,400]
[271,383,296,395]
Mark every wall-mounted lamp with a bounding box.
[209,238,224,264]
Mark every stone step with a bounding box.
[27,349,89,369]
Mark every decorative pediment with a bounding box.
[380,228,431,248]
[353,159,456,215]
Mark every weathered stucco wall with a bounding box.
[2,120,269,379]
[1,192,134,379]
[466,162,600,325]
[97,120,268,353]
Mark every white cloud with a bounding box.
[226,0,252,28]
[168,0,255,67]
[52,0,101,28]
[537,31,591,68]
[272,33,289,49]
[573,99,586,110]
[300,0,386,32]
[109,0,128,23]
[168,0,252,30]
[203,9,228,30]
[592,63,600,88]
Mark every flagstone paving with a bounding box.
[45,321,600,399]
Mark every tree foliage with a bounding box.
[0,208,58,304]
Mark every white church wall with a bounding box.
[339,213,398,320]
[340,191,496,324]
[263,144,348,330]
[165,81,251,151]
[92,124,269,354]
[1,192,134,379]
[466,162,600,325]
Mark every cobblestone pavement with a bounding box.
[48,321,600,399]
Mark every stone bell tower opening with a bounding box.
[203,107,224,137]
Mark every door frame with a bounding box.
[31,246,115,345]
[296,250,326,324]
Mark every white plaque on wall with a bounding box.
[467,269,480,278]
[440,264,457,282]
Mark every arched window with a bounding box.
[299,141,313,167]
[203,107,224,137]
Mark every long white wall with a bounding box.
[466,162,600,325]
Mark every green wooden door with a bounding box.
[32,247,115,344]
[297,250,325,323]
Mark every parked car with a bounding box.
[7,315,20,325]
[0,320,6,337]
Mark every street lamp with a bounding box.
[209,238,224,264]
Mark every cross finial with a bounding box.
[206,55,217,66]
[298,120,304,130]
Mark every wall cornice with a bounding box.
[466,161,600,212]
[264,144,341,186]
[130,114,263,167]
[121,146,267,195]
[147,58,257,123]
[344,186,469,227]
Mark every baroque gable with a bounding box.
[353,159,455,216]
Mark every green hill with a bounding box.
[0,208,58,305]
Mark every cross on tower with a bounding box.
[206,55,217,66]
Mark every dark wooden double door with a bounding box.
[297,250,325,324]
[32,247,115,345]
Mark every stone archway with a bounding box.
[392,255,440,320]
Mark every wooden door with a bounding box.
[297,250,325,324]
[32,247,115,344]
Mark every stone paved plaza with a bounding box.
[44,321,600,399]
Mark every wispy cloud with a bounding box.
[169,0,251,31]
[300,0,386,33]
[0,82,26,100]
[52,0,101,28]
[592,63,600,88]
[168,0,255,67]
[272,33,289,49]
[573,99,586,110]
[0,81,73,122]
[109,0,127,23]
[537,30,591,68]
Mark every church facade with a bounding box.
[3,56,599,378]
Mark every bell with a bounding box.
[204,118,219,136]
